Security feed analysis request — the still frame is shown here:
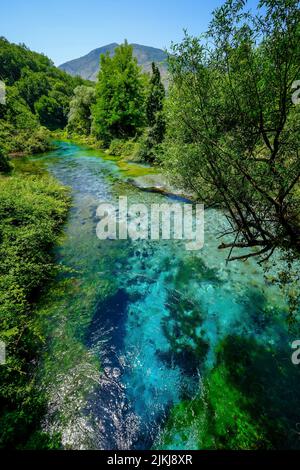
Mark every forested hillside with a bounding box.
[0,37,89,155]
[0,38,75,448]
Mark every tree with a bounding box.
[0,147,12,173]
[16,69,49,113]
[92,41,146,145]
[146,62,165,128]
[67,85,96,135]
[139,62,166,162]
[163,0,300,263]
[34,95,67,130]
[0,37,87,152]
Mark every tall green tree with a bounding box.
[34,95,66,130]
[67,85,96,135]
[16,69,49,113]
[0,148,12,173]
[146,62,165,128]
[163,0,300,263]
[92,41,146,144]
[139,62,166,162]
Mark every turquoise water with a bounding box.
[28,142,299,449]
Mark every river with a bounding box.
[24,141,300,450]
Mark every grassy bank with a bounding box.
[0,163,71,448]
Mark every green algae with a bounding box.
[116,160,158,178]
[54,135,160,180]
[155,364,267,450]
[174,256,221,291]
[155,335,300,450]
[162,290,209,367]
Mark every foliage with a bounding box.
[0,37,87,153]
[52,128,104,150]
[138,62,166,162]
[146,62,165,128]
[34,95,66,130]
[0,171,70,448]
[92,41,146,145]
[0,147,13,173]
[107,138,140,159]
[156,335,300,450]
[59,42,168,82]
[64,45,166,163]
[162,0,300,263]
[67,85,96,136]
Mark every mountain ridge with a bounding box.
[59,43,168,82]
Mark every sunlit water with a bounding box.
[27,142,299,449]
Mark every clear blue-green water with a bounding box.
[28,142,299,450]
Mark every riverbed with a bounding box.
[24,142,300,450]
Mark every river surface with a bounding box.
[25,142,299,449]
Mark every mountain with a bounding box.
[59,43,168,82]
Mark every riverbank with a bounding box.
[52,131,195,200]
[0,159,70,449]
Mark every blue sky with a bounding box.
[1,0,260,65]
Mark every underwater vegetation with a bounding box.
[160,290,209,376]
[3,142,298,450]
[155,335,300,450]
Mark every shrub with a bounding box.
[108,138,139,158]
[0,173,70,448]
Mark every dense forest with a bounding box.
[0,36,88,155]
[0,37,80,448]
[0,0,300,451]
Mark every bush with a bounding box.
[108,138,139,159]
[0,173,70,448]
[0,148,13,173]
